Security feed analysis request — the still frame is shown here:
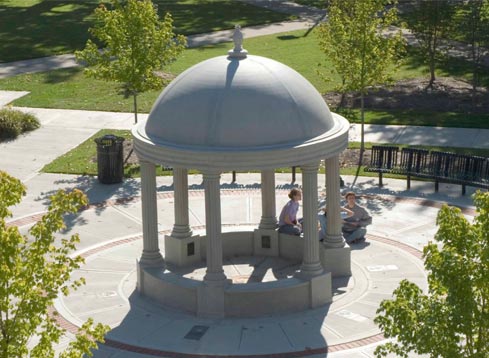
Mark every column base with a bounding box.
[295,262,324,280]
[258,217,277,231]
[139,250,165,268]
[170,225,193,240]
[204,270,228,282]
[323,234,345,248]
[320,245,351,277]
[253,229,279,257]
[164,234,201,267]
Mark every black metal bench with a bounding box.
[427,151,470,193]
[395,147,430,189]
[366,146,489,194]
[364,145,399,186]
[457,155,489,194]
[398,150,489,195]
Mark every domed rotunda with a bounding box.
[132,27,351,318]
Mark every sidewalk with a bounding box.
[2,0,488,79]
[1,105,488,184]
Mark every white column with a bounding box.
[324,156,345,248]
[259,169,277,229]
[298,163,324,278]
[203,171,227,282]
[139,161,164,267]
[171,167,192,239]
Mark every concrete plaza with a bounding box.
[6,168,479,357]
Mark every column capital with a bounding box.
[300,162,319,173]
[202,170,221,179]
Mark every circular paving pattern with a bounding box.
[9,190,471,357]
[54,231,427,357]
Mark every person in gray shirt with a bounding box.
[342,192,372,244]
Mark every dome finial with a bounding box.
[228,25,248,59]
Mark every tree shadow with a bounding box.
[278,35,301,40]
[35,175,140,232]
[156,0,293,36]
[43,67,82,84]
[0,1,97,63]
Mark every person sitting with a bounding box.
[342,192,372,244]
[318,206,353,240]
[278,188,302,236]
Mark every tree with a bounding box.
[0,171,109,358]
[374,191,489,358]
[75,0,186,124]
[317,0,404,171]
[454,0,489,96]
[404,0,455,89]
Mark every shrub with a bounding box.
[0,108,40,140]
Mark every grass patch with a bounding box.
[0,30,340,112]
[42,129,130,176]
[42,129,199,177]
[1,30,488,128]
[337,108,489,129]
[0,0,293,63]
[0,107,40,140]
[42,130,489,179]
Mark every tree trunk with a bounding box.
[133,93,138,124]
[428,47,436,90]
[338,77,347,109]
[359,92,365,168]
[352,92,366,188]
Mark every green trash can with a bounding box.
[94,134,125,184]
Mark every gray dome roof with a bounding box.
[132,52,349,171]
[143,55,335,149]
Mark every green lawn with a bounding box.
[0,30,341,112]
[43,130,489,178]
[0,0,293,63]
[339,109,489,129]
[1,29,488,128]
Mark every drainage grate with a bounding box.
[184,325,209,340]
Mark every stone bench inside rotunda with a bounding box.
[138,228,345,317]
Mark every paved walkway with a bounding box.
[8,171,477,358]
[1,105,488,184]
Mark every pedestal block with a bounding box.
[310,271,332,307]
[253,229,279,257]
[197,280,227,318]
[320,245,351,277]
[164,234,201,267]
